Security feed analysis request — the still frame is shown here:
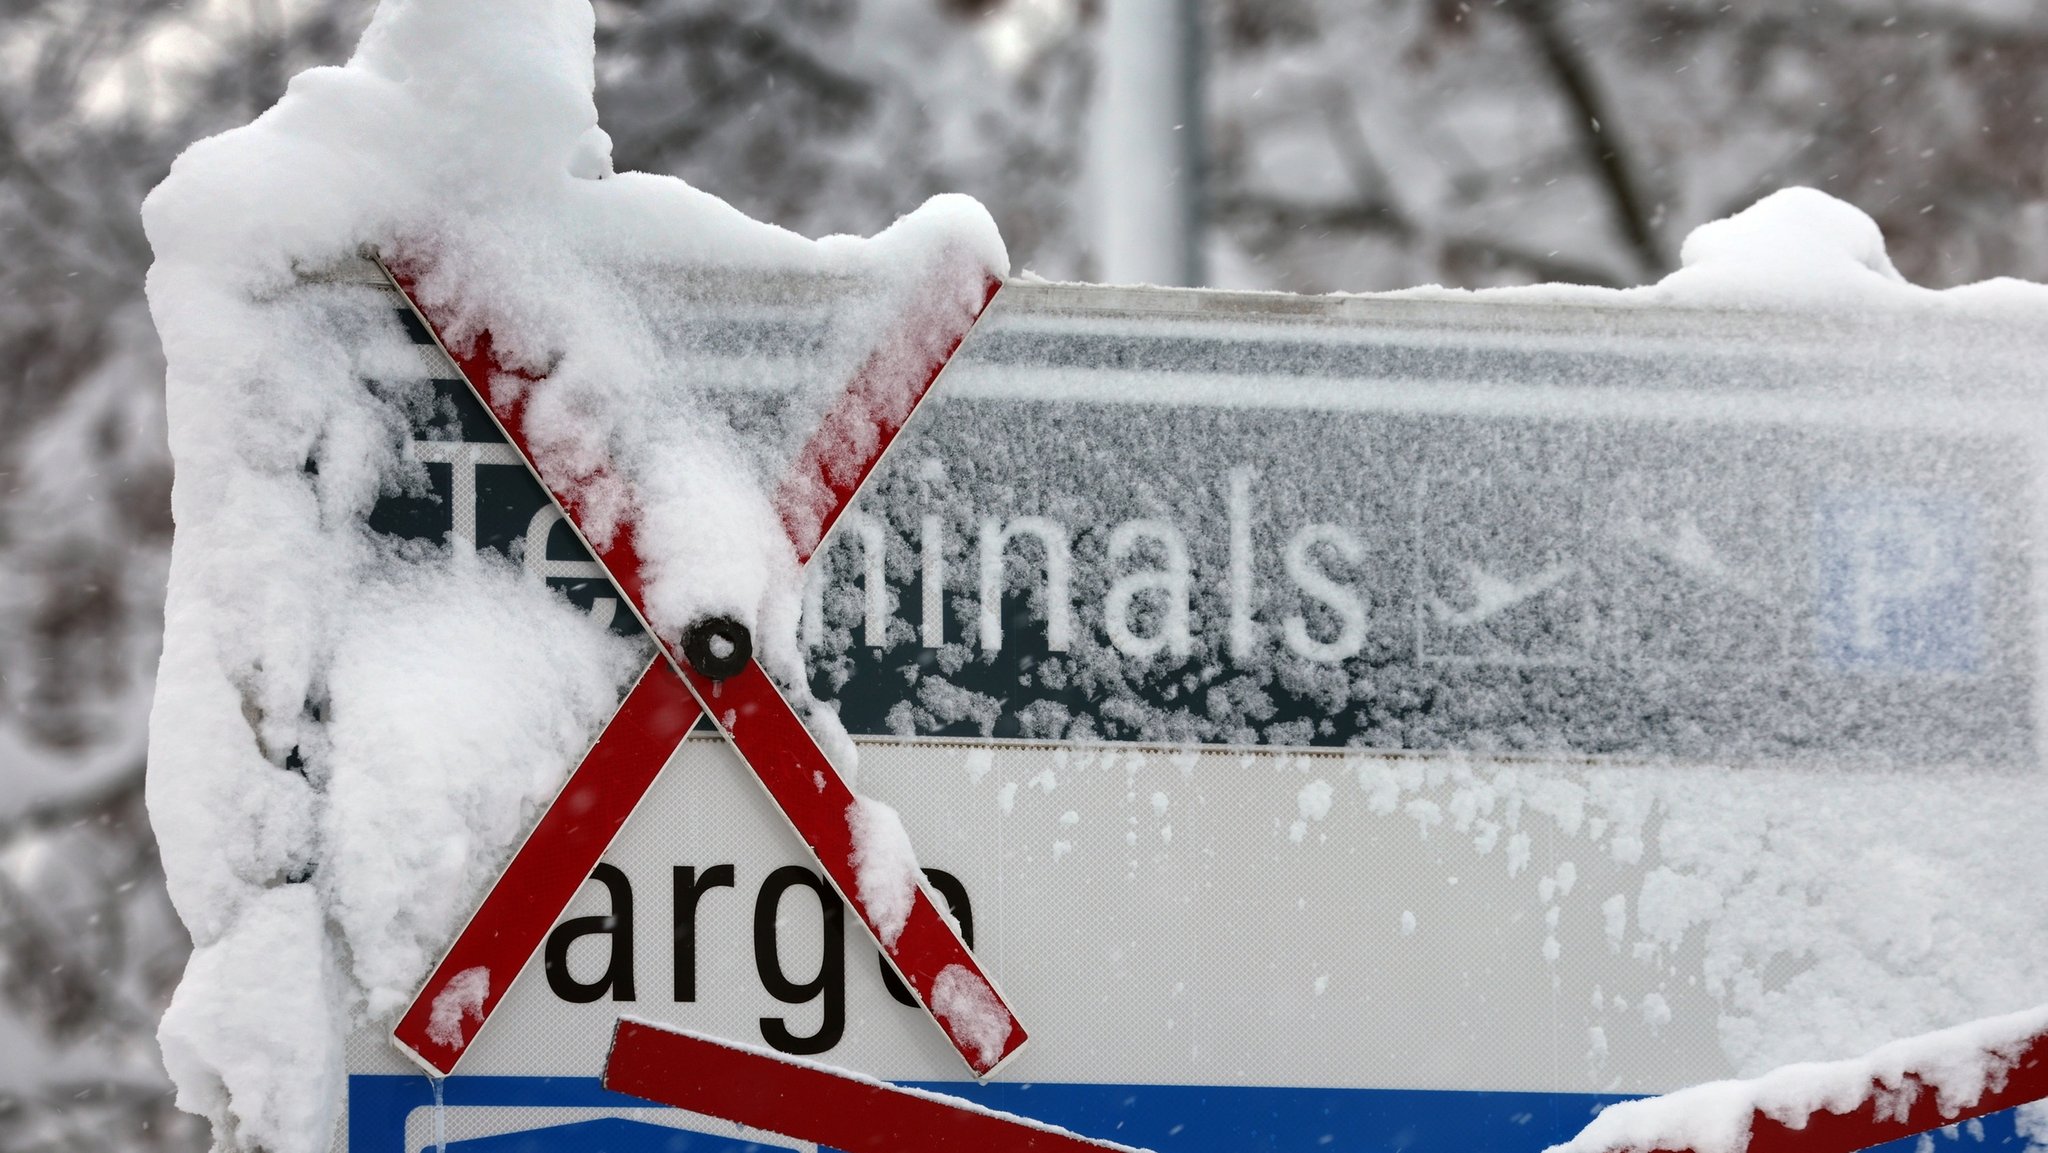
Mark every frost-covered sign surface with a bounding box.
[141,2,2048,1153]
[365,276,2040,769]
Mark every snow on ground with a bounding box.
[141,0,1001,1149]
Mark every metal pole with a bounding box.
[1092,0,1205,287]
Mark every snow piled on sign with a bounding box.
[930,964,1014,1072]
[139,0,1003,1150]
[1404,185,2048,312]
[1330,753,2048,1084]
[423,966,489,1051]
[848,796,922,947]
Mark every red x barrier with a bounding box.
[380,251,1022,1078]
[604,1018,1147,1153]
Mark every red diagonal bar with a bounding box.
[777,275,1001,563]
[679,658,1026,1075]
[604,1019,1140,1153]
[382,251,1008,1075]
[421,323,655,613]
[1558,1016,2048,1153]
[392,659,697,1074]
[1740,1031,2048,1153]
[1743,1036,2048,1153]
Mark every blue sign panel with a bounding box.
[349,1076,2030,1153]
[1817,491,1981,673]
[445,1119,771,1153]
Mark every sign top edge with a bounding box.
[990,278,2048,342]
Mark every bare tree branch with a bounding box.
[1501,0,1665,277]
[1214,189,1630,287]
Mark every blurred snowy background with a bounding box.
[1,0,2045,1149]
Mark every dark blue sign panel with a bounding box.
[364,301,2035,768]
[1817,490,1982,673]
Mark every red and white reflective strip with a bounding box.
[605,1019,1147,1153]
[381,251,1025,1078]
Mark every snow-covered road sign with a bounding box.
[318,262,2048,1153]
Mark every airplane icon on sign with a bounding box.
[1612,512,1766,600]
[1429,560,1580,627]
